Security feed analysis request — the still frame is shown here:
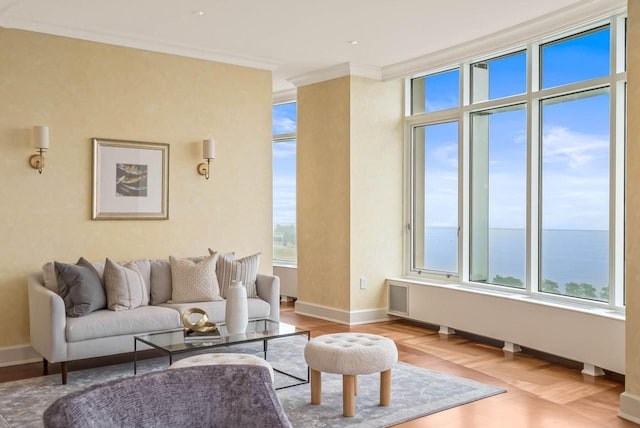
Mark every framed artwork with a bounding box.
[92,138,169,220]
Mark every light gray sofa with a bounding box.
[27,259,280,385]
[43,365,292,428]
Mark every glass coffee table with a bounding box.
[134,319,310,389]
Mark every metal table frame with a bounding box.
[134,320,310,390]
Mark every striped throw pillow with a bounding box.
[208,249,260,298]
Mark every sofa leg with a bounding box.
[61,362,67,385]
[43,358,48,375]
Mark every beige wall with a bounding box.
[297,77,352,310]
[297,75,403,313]
[625,0,640,396]
[0,29,273,348]
[350,76,403,310]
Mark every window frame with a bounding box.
[272,101,297,266]
[403,14,627,311]
[408,118,461,278]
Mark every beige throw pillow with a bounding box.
[103,258,148,311]
[169,253,222,303]
[42,262,58,292]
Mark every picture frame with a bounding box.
[92,138,169,220]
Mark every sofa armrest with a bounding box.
[28,273,67,363]
[256,273,280,322]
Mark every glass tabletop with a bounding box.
[135,319,308,354]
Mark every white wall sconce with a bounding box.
[198,139,215,180]
[29,126,49,174]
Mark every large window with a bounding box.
[406,15,626,308]
[273,102,297,264]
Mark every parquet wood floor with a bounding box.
[0,302,634,428]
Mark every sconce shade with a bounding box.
[202,139,215,159]
[33,126,49,149]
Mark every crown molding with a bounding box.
[272,88,297,104]
[381,0,626,81]
[288,62,382,88]
[0,15,280,71]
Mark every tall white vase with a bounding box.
[225,280,248,334]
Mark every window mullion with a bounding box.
[528,98,541,295]
[461,110,470,282]
[612,15,626,307]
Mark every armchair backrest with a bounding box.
[43,365,292,428]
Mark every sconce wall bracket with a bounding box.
[29,149,46,174]
[197,160,210,180]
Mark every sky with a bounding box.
[272,102,297,225]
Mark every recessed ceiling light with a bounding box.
[348,40,359,45]
[193,10,205,16]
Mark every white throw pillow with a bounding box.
[208,250,260,298]
[233,253,261,299]
[169,253,222,303]
[208,249,235,298]
[103,258,149,311]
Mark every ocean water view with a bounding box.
[424,227,609,294]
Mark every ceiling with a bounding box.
[0,0,624,95]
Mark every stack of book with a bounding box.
[183,328,221,342]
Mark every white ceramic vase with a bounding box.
[225,280,248,334]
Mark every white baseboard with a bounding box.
[0,344,40,367]
[294,300,392,325]
[619,392,640,423]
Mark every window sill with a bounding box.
[388,276,625,321]
[273,261,297,269]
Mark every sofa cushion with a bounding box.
[169,254,222,303]
[55,258,107,317]
[104,259,149,311]
[158,298,270,324]
[150,259,172,305]
[65,306,181,342]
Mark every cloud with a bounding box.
[541,172,609,230]
[273,142,296,160]
[273,116,296,134]
[424,96,458,113]
[432,143,458,168]
[513,129,527,145]
[273,176,295,187]
[543,126,608,168]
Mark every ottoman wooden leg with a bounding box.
[343,374,356,417]
[310,369,322,404]
[354,375,358,396]
[380,369,391,406]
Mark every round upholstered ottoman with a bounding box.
[304,333,398,417]
[169,353,275,382]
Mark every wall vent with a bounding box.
[388,283,409,316]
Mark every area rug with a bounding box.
[0,336,505,427]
